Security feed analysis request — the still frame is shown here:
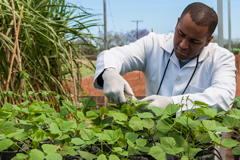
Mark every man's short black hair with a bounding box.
[180,2,218,37]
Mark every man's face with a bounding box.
[174,13,213,60]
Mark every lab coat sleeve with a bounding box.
[171,50,236,112]
[93,32,162,89]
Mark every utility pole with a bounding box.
[103,0,107,49]
[217,0,224,47]
[132,20,143,39]
[228,0,231,51]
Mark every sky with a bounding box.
[67,0,240,40]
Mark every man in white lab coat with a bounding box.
[93,2,236,113]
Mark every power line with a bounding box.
[132,20,143,39]
[107,0,115,33]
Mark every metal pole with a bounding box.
[228,0,231,51]
[104,0,107,49]
[217,0,224,47]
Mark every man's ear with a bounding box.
[205,35,214,47]
[175,17,181,29]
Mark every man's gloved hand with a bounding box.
[102,68,134,105]
[139,95,173,111]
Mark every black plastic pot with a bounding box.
[231,132,240,160]
[0,151,25,160]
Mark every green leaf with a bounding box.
[148,146,166,160]
[202,120,216,131]
[58,146,78,156]
[229,109,240,118]
[77,111,86,120]
[175,116,193,128]
[137,146,151,153]
[221,138,239,148]
[78,151,97,160]
[160,137,176,149]
[29,149,45,160]
[129,116,143,131]
[125,132,139,143]
[189,120,203,130]
[127,139,135,148]
[0,139,14,151]
[71,138,85,145]
[120,151,128,156]
[83,98,97,107]
[194,131,211,144]
[208,131,221,144]
[112,113,128,122]
[2,121,15,131]
[86,111,99,120]
[232,147,240,155]
[171,132,188,152]
[109,155,120,160]
[81,129,95,140]
[194,101,209,106]
[46,108,56,116]
[6,129,24,138]
[142,118,155,129]
[77,122,90,130]
[42,144,58,154]
[102,117,114,125]
[184,148,202,158]
[167,147,184,155]
[215,127,232,132]
[2,103,12,111]
[100,106,109,117]
[59,121,76,131]
[113,147,122,153]
[97,154,107,160]
[163,104,180,115]
[102,130,119,143]
[148,107,164,116]
[181,156,188,160]
[16,153,28,159]
[121,104,135,116]
[45,153,62,160]
[202,108,217,118]
[136,139,147,146]
[49,123,61,135]
[60,108,68,118]
[223,116,238,128]
[136,101,151,107]
[156,119,173,134]
[137,112,154,118]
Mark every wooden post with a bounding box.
[69,46,77,105]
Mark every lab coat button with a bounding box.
[176,77,180,82]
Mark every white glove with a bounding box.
[102,68,134,105]
[139,95,173,111]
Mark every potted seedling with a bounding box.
[1,91,240,160]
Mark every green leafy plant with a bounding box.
[1,93,240,160]
[0,0,98,104]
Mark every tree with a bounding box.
[96,29,150,51]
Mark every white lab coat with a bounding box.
[93,32,236,112]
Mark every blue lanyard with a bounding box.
[156,49,199,95]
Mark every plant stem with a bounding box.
[69,46,77,105]
[5,1,23,103]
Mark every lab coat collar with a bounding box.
[161,35,210,67]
